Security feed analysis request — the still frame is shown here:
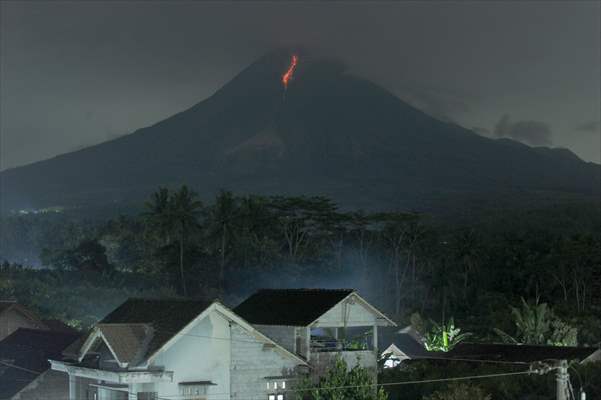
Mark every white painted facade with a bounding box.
[51,302,307,400]
[249,292,396,377]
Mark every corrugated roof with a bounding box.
[418,343,599,364]
[234,289,354,326]
[0,328,79,399]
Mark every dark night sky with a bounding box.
[1,1,599,171]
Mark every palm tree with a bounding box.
[143,187,173,245]
[209,190,238,293]
[170,185,203,297]
[494,298,578,346]
[144,186,202,296]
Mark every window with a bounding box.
[179,385,208,399]
[267,381,287,400]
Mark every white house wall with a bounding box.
[150,310,232,399]
[230,323,300,400]
[313,298,377,327]
[252,324,296,353]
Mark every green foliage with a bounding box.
[41,239,113,274]
[1,191,600,366]
[411,314,471,352]
[144,185,203,296]
[0,266,176,329]
[295,357,388,400]
[381,359,554,400]
[423,383,492,400]
[494,298,578,346]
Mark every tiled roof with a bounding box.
[98,298,212,363]
[97,323,153,365]
[0,328,79,399]
[234,289,354,326]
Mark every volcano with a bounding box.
[1,49,599,214]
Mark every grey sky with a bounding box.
[1,1,599,171]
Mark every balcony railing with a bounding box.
[310,336,371,352]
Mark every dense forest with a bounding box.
[1,187,600,398]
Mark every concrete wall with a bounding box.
[253,324,296,353]
[150,310,232,399]
[230,323,300,400]
[12,370,68,400]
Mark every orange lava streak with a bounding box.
[282,55,298,89]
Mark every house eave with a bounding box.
[49,360,173,384]
[308,292,397,328]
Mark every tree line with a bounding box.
[1,186,599,346]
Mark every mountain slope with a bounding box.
[1,49,599,213]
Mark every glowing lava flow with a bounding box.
[282,55,298,89]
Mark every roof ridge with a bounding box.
[124,297,212,302]
[257,288,354,292]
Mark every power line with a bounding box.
[1,369,536,400]
[0,359,41,375]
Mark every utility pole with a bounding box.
[556,359,569,400]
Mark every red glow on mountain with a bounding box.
[282,55,298,89]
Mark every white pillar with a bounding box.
[306,326,311,361]
[68,374,76,400]
[373,325,378,351]
[556,360,569,400]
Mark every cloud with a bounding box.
[397,86,472,124]
[471,126,490,136]
[574,120,600,133]
[493,114,553,146]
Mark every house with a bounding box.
[0,327,79,400]
[234,289,396,377]
[0,301,47,341]
[380,326,428,368]
[50,298,308,400]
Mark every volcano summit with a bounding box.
[1,49,599,214]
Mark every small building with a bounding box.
[50,298,308,400]
[380,326,428,368]
[234,289,396,377]
[0,327,79,400]
[0,301,47,341]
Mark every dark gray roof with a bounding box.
[98,298,212,362]
[234,289,354,326]
[0,328,79,398]
[418,343,599,364]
